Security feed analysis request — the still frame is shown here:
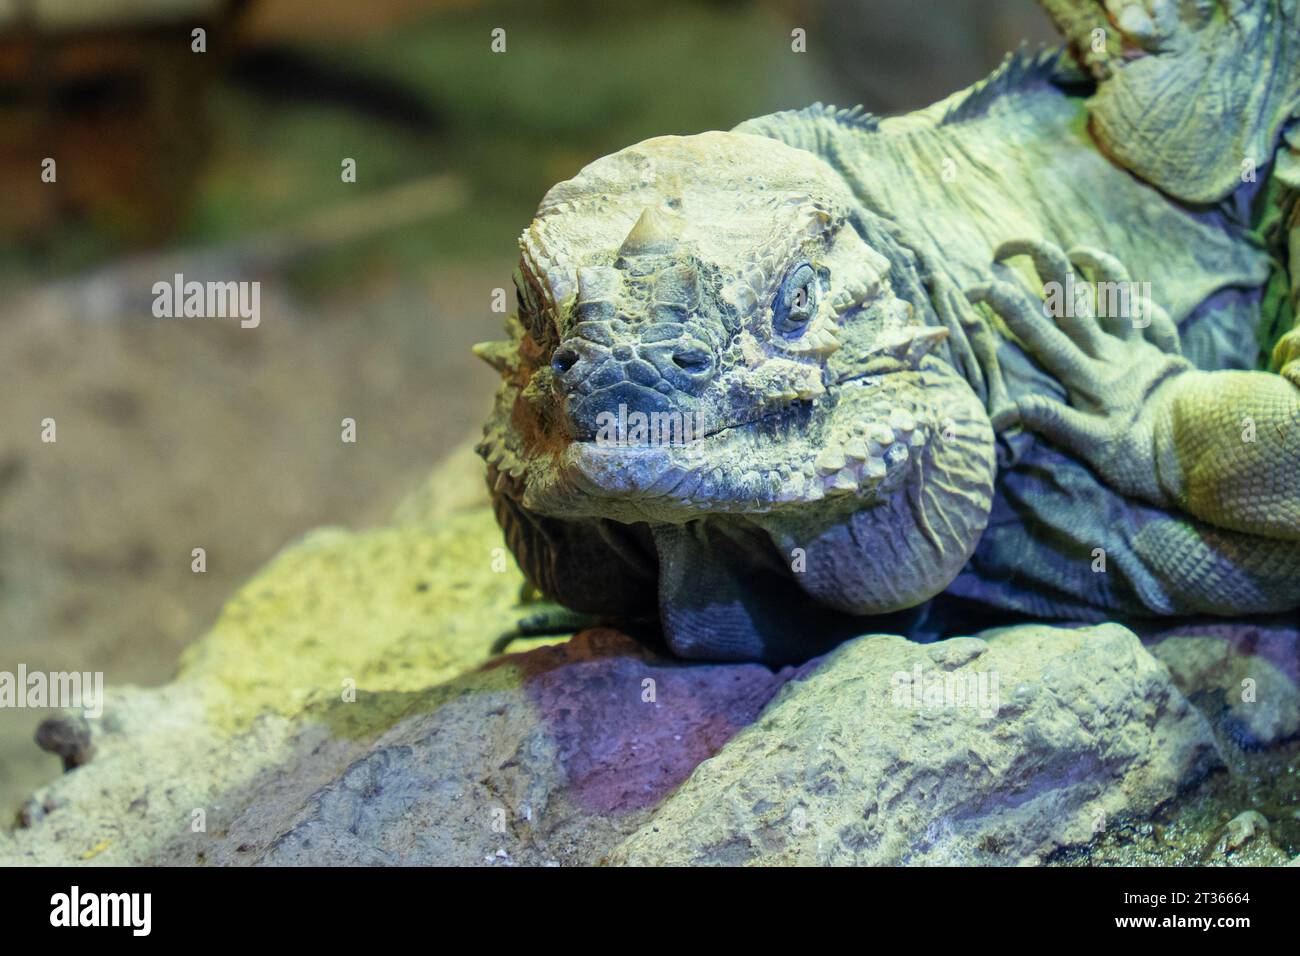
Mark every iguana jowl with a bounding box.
[477,0,1300,664]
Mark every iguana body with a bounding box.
[478,0,1300,663]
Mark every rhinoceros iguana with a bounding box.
[476,0,1300,664]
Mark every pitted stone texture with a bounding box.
[252,630,797,866]
[606,623,1221,866]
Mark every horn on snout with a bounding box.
[618,205,684,257]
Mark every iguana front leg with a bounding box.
[970,239,1300,543]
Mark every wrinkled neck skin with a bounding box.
[747,355,997,615]
[688,349,996,584]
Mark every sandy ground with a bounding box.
[0,262,508,816]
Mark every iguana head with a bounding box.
[1040,0,1300,203]
[477,131,993,533]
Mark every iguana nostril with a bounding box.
[551,347,579,374]
[672,348,712,375]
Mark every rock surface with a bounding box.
[2,616,1222,866]
[1199,810,1292,867]
[0,495,805,865]
[247,629,798,866]
[1,450,1292,866]
[607,625,1220,866]
[1141,620,1300,749]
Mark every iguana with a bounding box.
[476,0,1300,664]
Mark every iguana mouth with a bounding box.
[558,325,942,451]
[567,383,837,448]
[509,364,957,524]
[568,391,821,450]
[692,369,889,442]
[563,360,902,455]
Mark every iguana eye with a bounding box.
[773,263,818,336]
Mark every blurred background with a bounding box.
[0,0,1055,816]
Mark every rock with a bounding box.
[34,715,94,771]
[1,625,797,865]
[1202,810,1290,866]
[606,624,1221,866]
[1142,619,1300,749]
[0,508,526,864]
[0,499,801,865]
[1223,810,1268,852]
[240,630,796,866]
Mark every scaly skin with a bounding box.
[966,238,1300,542]
[1035,0,1300,372]
[1038,0,1300,204]
[478,12,1300,661]
[1006,0,1300,541]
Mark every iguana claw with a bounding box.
[490,602,602,655]
[966,238,1191,504]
